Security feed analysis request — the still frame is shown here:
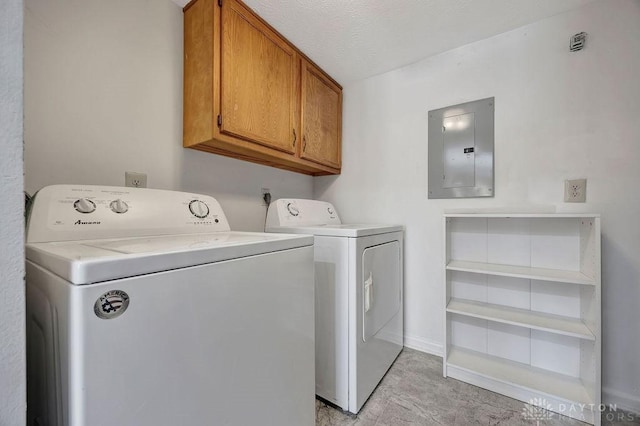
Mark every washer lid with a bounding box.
[266,223,403,237]
[26,231,313,285]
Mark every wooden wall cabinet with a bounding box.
[184,0,342,175]
[300,59,342,169]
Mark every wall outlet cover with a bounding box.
[125,171,147,188]
[564,178,586,203]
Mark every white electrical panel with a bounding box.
[428,98,494,199]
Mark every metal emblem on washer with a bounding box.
[94,290,130,319]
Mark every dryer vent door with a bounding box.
[362,241,401,342]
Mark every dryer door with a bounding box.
[362,241,401,342]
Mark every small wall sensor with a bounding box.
[570,32,587,52]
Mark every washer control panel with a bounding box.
[26,185,231,243]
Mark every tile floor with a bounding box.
[315,348,640,426]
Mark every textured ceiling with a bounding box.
[174,0,597,85]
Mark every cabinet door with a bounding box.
[300,60,342,168]
[220,0,298,154]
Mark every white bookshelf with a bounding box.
[443,214,601,425]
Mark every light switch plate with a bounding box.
[564,178,586,202]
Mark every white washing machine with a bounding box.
[26,185,315,426]
[266,198,403,414]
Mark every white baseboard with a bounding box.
[403,334,443,357]
[603,387,640,415]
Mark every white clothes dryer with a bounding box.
[26,185,315,426]
[266,198,403,414]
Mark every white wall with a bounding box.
[0,0,26,424]
[24,0,312,232]
[315,0,640,412]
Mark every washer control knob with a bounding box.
[74,198,96,214]
[189,200,210,219]
[110,199,129,214]
[327,207,334,215]
[287,203,300,217]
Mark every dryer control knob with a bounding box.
[287,203,299,217]
[110,199,129,214]
[327,207,334,215]
[189,200,209,219]
[74,198,96,214]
